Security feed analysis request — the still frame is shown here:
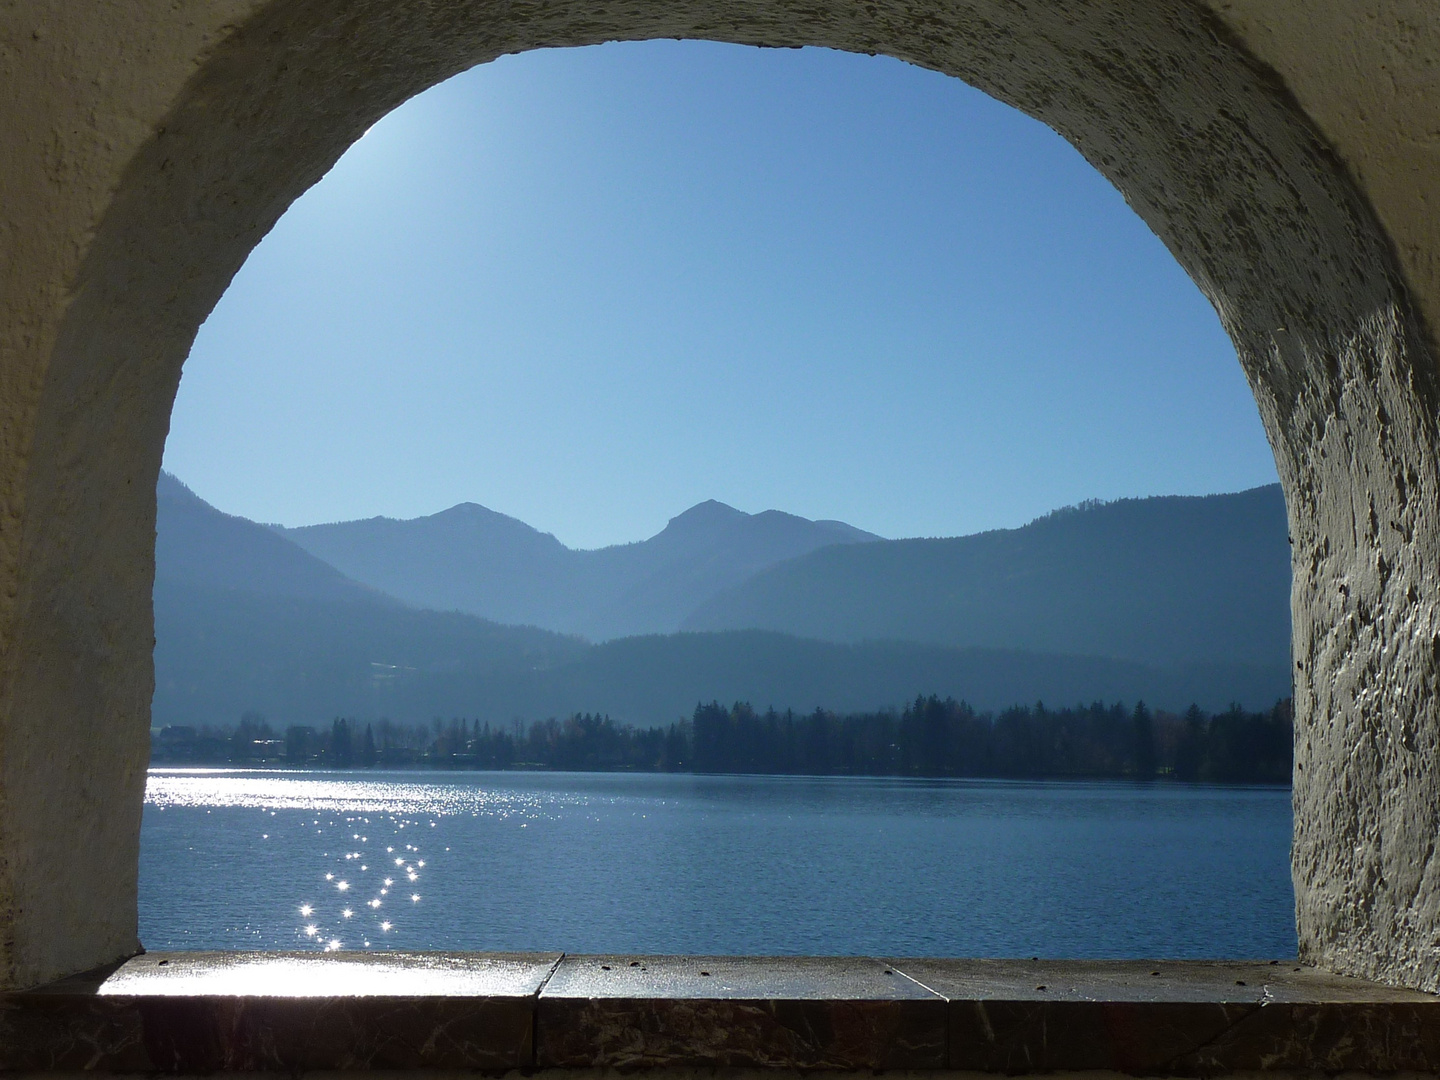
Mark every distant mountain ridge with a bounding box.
[278,497,880,640]
[276,482,1291,672]
[154,473,584,723]
[157,473,391,605]
[152,473,1292,731]
[684,485,1292,671]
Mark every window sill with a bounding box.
[1,953,1434,1073]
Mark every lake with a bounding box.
[141,768,1295,957]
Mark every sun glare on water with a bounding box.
[146,768,582,953]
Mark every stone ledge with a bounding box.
[0,954,1435,1074]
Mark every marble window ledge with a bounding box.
[2,953,1437,1074]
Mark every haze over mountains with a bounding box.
[153,472,1293,730]
[155,475,579,726]
[158,476,391,606]
[278,483,1290,671]
[277,501,878,641]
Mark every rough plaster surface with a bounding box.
[1,0,1440,991]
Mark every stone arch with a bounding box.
[3,0,1439,990]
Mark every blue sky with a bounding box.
[163,41,1278,549]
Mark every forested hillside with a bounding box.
[686,486,1290,670]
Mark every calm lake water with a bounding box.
[140,769,1295,958]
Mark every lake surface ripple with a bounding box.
[141,769,1295,958]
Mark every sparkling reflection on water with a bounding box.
[141,768,1295,958]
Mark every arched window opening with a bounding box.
[144,43,1293,962]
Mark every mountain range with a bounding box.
[153,473,1293,730]
[277,500,878,641]
[278,483,1290,671]
[686,485,1291,670]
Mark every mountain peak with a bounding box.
[432,500,545,530]
[436,501,506,518]
[665,500,748,530]
[657,501,881,546]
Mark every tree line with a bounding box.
[152,695,1292,783]
[689,696,1290,782]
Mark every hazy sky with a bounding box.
[164,40,1278,549]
